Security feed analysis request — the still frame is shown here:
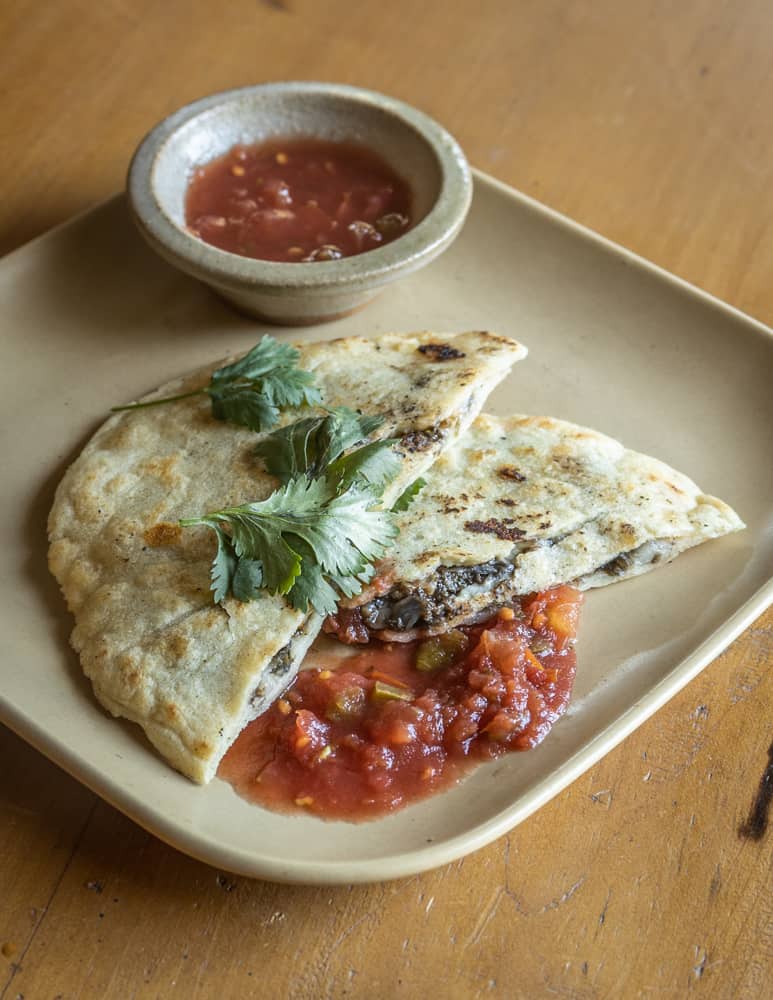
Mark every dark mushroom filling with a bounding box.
[268,641,294,675]
[359,559,517,632]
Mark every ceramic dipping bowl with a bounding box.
[127,82,472,325]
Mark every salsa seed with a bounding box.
[304,244,343,262]
[295,796,314,807]
[275,152,288,165]
[196,215,226,228]
[498,607,515,621]
[287,246,304,257]
[348,220,382,245]
[318,669,333,680]
[230,164,246,177]
[375,212,409,237]
[277,699,291,715]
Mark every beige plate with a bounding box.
[1,172,771,884]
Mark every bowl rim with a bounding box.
[127,81,472,292]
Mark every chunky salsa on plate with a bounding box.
[219,586,582,820]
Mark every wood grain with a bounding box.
[0,1,771,997]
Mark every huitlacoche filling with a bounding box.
[356,538,676,634]
[249,614,321,712]
[359,558,518,631]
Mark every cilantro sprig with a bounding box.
[180,409,404,615]
[111,336,321,432]
[180,477,397,615]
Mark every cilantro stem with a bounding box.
[178,516,207,527]
[110,387,208,413]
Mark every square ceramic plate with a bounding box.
[1,172,771,884]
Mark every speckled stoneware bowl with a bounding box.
[127,82,472,324]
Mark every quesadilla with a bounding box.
[326,413,745,643]
[48,331,526,783]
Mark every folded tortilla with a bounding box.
[329,413,745,642]
[48,332,526,782]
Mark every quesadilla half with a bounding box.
[48,331,526,782]
[327,413,745,643]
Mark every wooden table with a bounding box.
[2,2,771,996]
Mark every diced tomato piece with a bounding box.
[288,710,330,763]
[323,608,370,644]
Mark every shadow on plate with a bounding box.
[21,195,250,349]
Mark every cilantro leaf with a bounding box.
[327,440,402,495]
[210,526,239,605]
[253,415,326,482]
[392,477,427,512]
[283,539,366,617]
[255,407,399,495]
[318,484,397,572]
[210,337,302,384]
[209,384,279,431]
[283,559,340,617]
[231,557,265,603]
[111,335,321,432]
[262,365,323,411]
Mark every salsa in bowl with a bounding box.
[186,137,413,263]
[128,82,472,324]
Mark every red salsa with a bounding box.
[219,586,583,821]
[185,138,412,262]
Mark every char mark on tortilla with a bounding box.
[417,343,467,361]
[464,518,527,541]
